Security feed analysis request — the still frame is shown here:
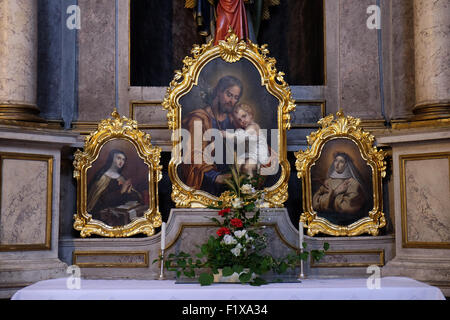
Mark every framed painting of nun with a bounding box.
[295,110,387,236]
[73,110,162,237]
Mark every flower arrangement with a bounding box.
[154,164,329,286]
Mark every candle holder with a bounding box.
[297,247,306,281]
[159,249,165,280]
[298,221,306,281]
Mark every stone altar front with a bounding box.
[60,208,394,281]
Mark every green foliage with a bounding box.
[152,168,329,286]
[198,272,214,286]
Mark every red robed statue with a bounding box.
[214,0,249,45]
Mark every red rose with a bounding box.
[230,218,243,228]
[218,208,231,217]
[216,227,231,237]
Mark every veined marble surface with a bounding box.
[0,0,37,105]
[0,158,49,246]
[404,157,450,243]
[77,0,115,121]
[414,0,450,104]
[339,0,381,119]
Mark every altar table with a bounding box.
[11,277,445,300]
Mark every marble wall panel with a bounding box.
[402,156,450,245]
[390,0,415,119]
[339,0,382,119]
[131,103,168,127]
[414,0,450,104]
[73,251,148,268]
[310,250,384,268]
[323,0,339,114]
[0,158,49,247]
[290,101,325,127]
[0,0,38,105]
[77,0,115,121]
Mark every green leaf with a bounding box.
[302,242,307,249]
[250,277,267,286]
[239,272,252,283]
[198,272,214,286]
[184,270,195,278]
[311,250,325,261]
[279,262,288,274]
[231,167,240,187]
[188,269,196,278]
[233,265,244,274]
[222,266,234,277]
[244,203,255,212]
[323,242,330,251]
[300,251,309,261]
[224,179,237,193]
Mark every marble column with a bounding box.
[412,0,450,120]
[0,0,44,123]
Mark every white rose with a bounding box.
[232,197,243,208]
[231,247,241,257]
[241,184,254,194]
[234,230,247,239]
[222,234,237,245]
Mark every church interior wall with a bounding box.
[0,0,448,298]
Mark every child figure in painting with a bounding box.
[221,103,270,178]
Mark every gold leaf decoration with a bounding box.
[294,109,386,236]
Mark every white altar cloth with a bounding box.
[11,277,445,300]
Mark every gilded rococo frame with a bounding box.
[163,30,295,208]
[73,110,162,237]
[295,110,386,236]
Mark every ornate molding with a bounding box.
[295,110,387,236]
[162,31,295,208]
[73,110,162,238]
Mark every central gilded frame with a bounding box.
[163,31,295,208]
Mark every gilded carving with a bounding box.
[295,110,386,236]
[163,30,295,208]
[73,110,162,237]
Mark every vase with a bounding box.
[213,268,256,283]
